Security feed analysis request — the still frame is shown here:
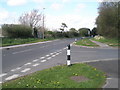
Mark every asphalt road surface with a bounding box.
[1,38,119,87]
[87,59,119,89]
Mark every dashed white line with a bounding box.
[41,60,46,62]
[55,53,60,55]
[46,55,50,57]
[33,59,39,62]
[5,74,19,81]
[40,57,45,59]
[21,68,31,72]
[51,55,56,57]
[47,57,52,60]
[0,73,7,77]
[11,67,21,72]
[32,63,40,67]
[50,53,54,55]
[24,62,31,66]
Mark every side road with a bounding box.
[87,59,119,89]
[90,39,113,48]
[0,39,59,50]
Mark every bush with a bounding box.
[2,24,32,38]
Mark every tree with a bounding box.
[60,23,67,32]
[2,24,32,38]
[19,9,42,28]
[91,27,98,37]
[69,28,79,37]
[96,1,119,38]
[78,28,90,37]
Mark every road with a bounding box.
[1,38,119,87]
[88,59,119,89]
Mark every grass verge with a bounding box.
[2,63,106,88]
[1,38,55,47]
[75,38,99,47]
[91,37,119,47]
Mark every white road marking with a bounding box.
[51,55,56,57]
[0,73,7,77]
[33,59,39,62]
[5,74,19,81]
[32,63,40,67]
[63,47,67,50]
[21,68,31,72]
[58,50,62,52]
[11,67,21,72]
[107,78,112,80]
[41,60,46,62]
[40,57,45,59]
[46,55,50,57]
[12,49,32,54]
[24,62,31,66]
[55,53,60,55]
[50,53,54,55]
[47,57,52,60]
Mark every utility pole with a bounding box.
[42,8,45,39]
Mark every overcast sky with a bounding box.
[0,0,103,30]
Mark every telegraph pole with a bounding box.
[42,8,45,39]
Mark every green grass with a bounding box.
[75,38,99,47]
[2,63,106,88]
[1,38,55,47]
[91,37,119,47]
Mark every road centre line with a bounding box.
[47,57,52,60]
[5,74,19,81]
[21,68,31,72]
[40,57,45,59]
[32,63,40,67]
[24,62,31,66]
[0,73,7,78]
[51,55,56,57]
[33,59,39,62]
[11,67,21,72]
[55,53,60,55]
[41,60,46,62]
[50,53,54,55]
[46,55,50,57]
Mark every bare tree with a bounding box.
[19,9,42,28]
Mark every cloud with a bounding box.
[0,8,9,20]
[62,0,71,3]
[51,3,63,10]
[0,8,18,24]
[46,14,97,30]
[75,3,86,12]
[7,0,27,6]
[32,0,44,3]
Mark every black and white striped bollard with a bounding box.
[67,44,71,66]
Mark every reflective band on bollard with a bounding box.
[67,44,71,66]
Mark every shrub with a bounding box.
[2,24,32,38]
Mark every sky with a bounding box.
[0,0,103,30]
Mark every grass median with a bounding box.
[1,38,55,47]
[91,37,119,47]
[2,63,106,88]
[75,38,99,47]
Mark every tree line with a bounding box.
[96,1,119,39]
[1,9,97,39]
